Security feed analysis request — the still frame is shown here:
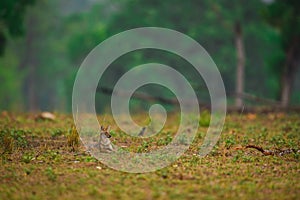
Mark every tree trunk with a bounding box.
[19,16,38,112]
[280,39,299,108]
[28,63,37,111]
[234,22,245,108]
[280,67,292,108]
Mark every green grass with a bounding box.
[0,112,299,200]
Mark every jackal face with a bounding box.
[100,125,111,138]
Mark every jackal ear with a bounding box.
[100,125,104,131]
[107,125,111,132]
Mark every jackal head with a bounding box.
[100,125,111,138]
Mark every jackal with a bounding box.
[99,125,114,152]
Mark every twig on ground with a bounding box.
[245,145,299,156]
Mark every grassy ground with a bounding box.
[0,112,299,200]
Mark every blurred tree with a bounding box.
[105,0,276,107]
[64,1,119,112]
[17,0,69,111]
[263,0,300,107]
[234,21,245,108]
[0,47,23,110]
[0,0,35,55]
[1,0,298,111]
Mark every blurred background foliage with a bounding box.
[0,0,299,112]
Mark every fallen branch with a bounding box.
[97,86,208,107]
[245,145,299,156]
[97,86,300,112]
[230,92,281,106]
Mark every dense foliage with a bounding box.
[0,0,299,111]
